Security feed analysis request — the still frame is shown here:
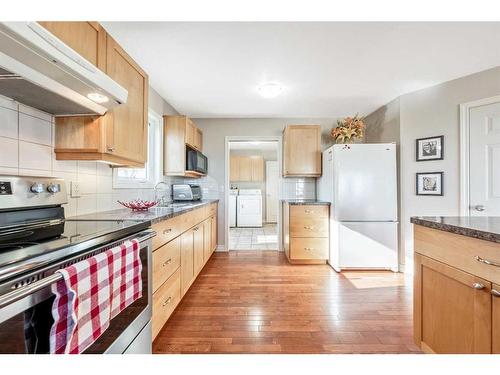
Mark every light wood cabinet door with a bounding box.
[105,34,148,164]
[193,224,204,275]
[238,157,252,181]
[251,156,265,181]
[211,215,217,252]
[185,119,196,149]
[152,237,181,293]
[164,116,187,176]
[194,128,203,151]
[230,155,240,181]
[180,230,194,296]
[203,218,212,262]
[414,254,492,353]
[283,125,321,177]
[38,21,106,70]
[493,283,500,354]
[152,268,181,339]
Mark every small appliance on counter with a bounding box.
[172,184,202,201]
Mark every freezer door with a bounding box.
[334,144,397,221]
[317,146,334,203]
[338,222,398,271]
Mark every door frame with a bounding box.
[265,160,279,223]
[459,95,500,216]
[224,136,283,251]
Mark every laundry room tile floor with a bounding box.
[229,224,278,250]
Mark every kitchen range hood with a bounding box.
[0,22,128,116]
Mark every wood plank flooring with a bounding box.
[153,250,421,354]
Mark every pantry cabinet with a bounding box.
[52,22,149,167]
[230,155,264,182]
[283,125,322,177]
[163,115,205,177]
[38,21,106,70]
[413,225,500,354]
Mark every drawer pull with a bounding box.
[472,282,485,290]
[304,247,314,251]
[194,226,199,231]
[475,256,500,268]
[162,258,172,267]
[491,289,500,297]
[163,228,172,235]
[304,210,313,214]
[162,297,172,307]
[304,226,313,230]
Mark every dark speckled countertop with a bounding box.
[411,216,500,243]
[67,199,219,225]
[281,199,330,205]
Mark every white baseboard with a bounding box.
[215,245,226,252]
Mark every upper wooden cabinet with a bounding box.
[230,155,264,182]
[283,125,322,177]
[49,22,149,167]
[163,115,204,177]
[38,22,106,70]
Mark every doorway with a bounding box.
[224,137,282,251]
[460,96,500,216]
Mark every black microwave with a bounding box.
[186,148,208,175]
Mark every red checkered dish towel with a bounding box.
[50,239,142,354]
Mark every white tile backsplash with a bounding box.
[0,137,19,167]
[19,141,52,170]
[77,173,97,194]
[0,106,18,139]
[19,113,52,145]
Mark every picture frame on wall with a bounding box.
[416,172,444,196]
[416,135,444,161]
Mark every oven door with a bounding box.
[0,230,153,354]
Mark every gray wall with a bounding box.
[149,87,178,116]
[364,65,500,266]
[194,118,338,247]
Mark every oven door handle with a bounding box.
[0,230,155,310]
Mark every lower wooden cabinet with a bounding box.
[493,283,500,354]
[414,254,492,354]
[151,202,218,340]
[152,268,181,339]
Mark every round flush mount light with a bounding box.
[257,82,283,98]
[87,92,109,104]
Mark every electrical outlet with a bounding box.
[71,181,81,198]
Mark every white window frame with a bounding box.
[112,110,162,189]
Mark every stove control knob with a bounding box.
[30,183,44,194]
[47,183,60,194]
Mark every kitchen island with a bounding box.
[411,216,500,354]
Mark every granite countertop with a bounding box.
[411,216,500,244]
[281,199,331,205]
[67,199,219,225]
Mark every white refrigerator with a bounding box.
[317,143,399,272]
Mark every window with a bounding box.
[113,111,161,189]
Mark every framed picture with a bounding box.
[416,135,444,161]
[416,172,443,196]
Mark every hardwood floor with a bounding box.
[153,250,421,354]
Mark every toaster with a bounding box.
[172,184,202,201]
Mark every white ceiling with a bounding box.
[102,22,500,118]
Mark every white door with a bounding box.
[470,101,500,216]
[265,161,279,223]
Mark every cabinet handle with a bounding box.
[304,226,313,230]
[491,289,500,297]
[162,297,172,306]
[162,258,172,267]
[194,226,199,231]
[304,247,314,251]
[472,282,485,290]
[475,256,500,268]
[163,228,172,235]
[107,146,115,152]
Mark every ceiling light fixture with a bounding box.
[257,82,283,98]
[87,92,109,104]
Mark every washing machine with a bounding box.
[229,189,238,227]
[237,189,263,227]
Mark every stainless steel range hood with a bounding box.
[0,22,128,116]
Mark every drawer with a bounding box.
[290,205,328,219]
[290,217,328,237]
[152,237,181,293]
[290,237,328,260]
[152,215,184,250]
[207,203,217,217]
[414,225,500,285]
[152,268,181,340]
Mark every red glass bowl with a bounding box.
[117,199,158,211]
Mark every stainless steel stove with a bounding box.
[0,175,154,354]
